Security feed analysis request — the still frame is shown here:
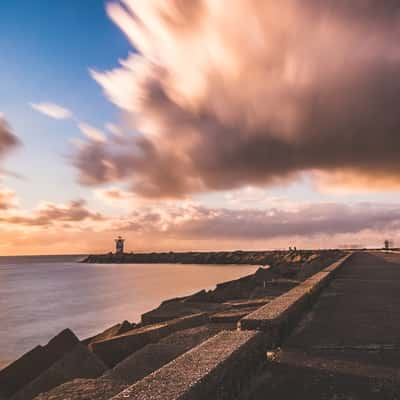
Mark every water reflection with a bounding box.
[0,260,257,367]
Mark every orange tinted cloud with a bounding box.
[0,189,17,210]
[1,200,400,255]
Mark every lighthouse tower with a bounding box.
[115,236,125,255]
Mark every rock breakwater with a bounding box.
[82,250,327,265]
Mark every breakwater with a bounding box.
[82,249,334,265]
[1,250,345,400]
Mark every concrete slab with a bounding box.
[209,308,255,323]
[110,330,268,400]
[90,313,208,367]
[238,352,400,400]
[285,252,400,368]
[238,254,352,340]
[237,252,400,399]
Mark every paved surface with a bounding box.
[286,252,400,365]
[240,252,400,399]
[239,254,350,333]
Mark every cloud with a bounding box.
[0,189,17,210]
[114,202,400,241]
[0,199,103,227]
[78,123,107,143]
[96,187,133,200]
[94,186,140,210]
[30,102,73,120]
[1,198,399,252]
[7,195,397,241]
[313,170,400,195]
[72,0,400,198]
[0,116,20,161]
[105,123,123,137]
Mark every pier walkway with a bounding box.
[242,252,400,399]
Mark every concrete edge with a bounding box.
[238,253,354,343]
[92,313,208,346]
[90,313,209,367]
[109,330,269,400]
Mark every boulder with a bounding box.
[11,344,107,400]
[0,328,79,398]
[81,321,134,347]
[32,325,222,400]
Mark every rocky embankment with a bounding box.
[0,250,344,400]
[83,250,330,265]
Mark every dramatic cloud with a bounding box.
[0,116,20,161]
[0,199,103,227]
[30,102,72,120]
[72,0,400,198]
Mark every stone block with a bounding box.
[91,313,208,367]
[11,344,107,400]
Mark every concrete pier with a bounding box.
[242,252,400,399]
[10,251,400,399]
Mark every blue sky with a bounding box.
[0,0,130,208]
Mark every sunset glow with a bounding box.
[1,1,400,254]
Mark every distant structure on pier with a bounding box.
[384,239,394,250]
[115,236,125,255]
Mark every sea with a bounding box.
[0,255,257,369]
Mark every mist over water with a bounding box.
[0,256,257,368]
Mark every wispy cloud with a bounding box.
[1,198,399,253]
[0,199,103,227]
[2,198,399,240]
[105,123,123,137]
[96,187,133,201]
[78,123,107,143]
[30,102,73,120]
[0,115,20,161]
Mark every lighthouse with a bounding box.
[115,236,125,255]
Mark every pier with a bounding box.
[112,251,400,399]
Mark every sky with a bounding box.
[1,0,400,255]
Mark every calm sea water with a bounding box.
[0,255,257,369]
